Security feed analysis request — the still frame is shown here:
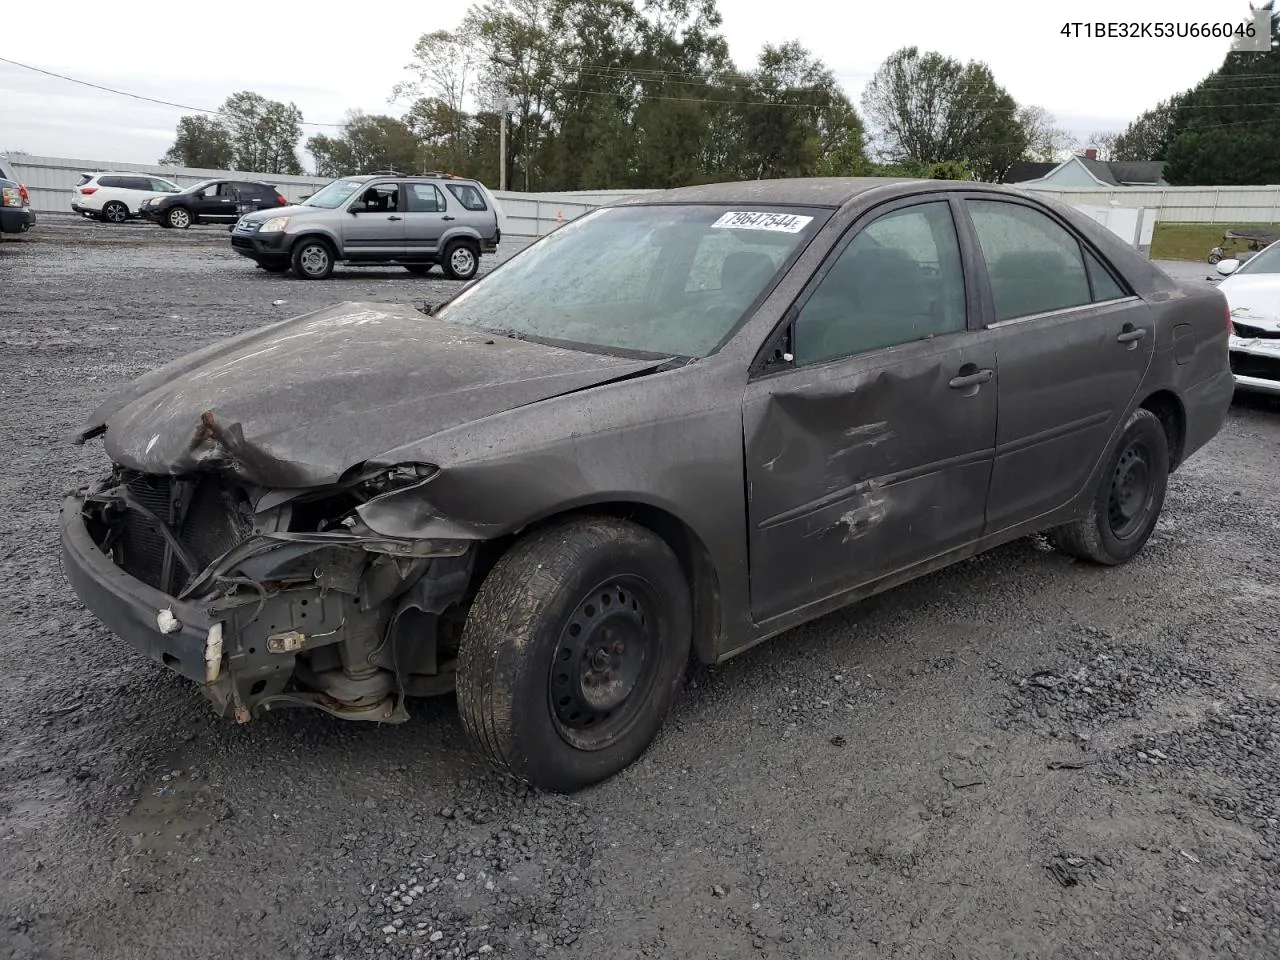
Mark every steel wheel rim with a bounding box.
[1107,440,1153,539]
[170,209,189,228]
[548,575,663,751]
[300,245,328,276]
[450,247,475,276]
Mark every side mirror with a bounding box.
[1217,259,1240,276]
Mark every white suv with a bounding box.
[72,172,182,223]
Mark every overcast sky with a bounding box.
[0,0,1247,172]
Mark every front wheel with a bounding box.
[456,517,692,792]
[442,240,479,281]
[167,206,192,229]
[290,238,334,279]
[1049,407,1169,565]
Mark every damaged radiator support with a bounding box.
[89,468,478,723]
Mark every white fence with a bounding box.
[9,152,1280,240]
[1019,183,1280,223]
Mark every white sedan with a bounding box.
[1215,241,1280,396]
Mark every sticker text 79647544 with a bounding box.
[711,211,814,233]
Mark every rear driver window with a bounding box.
[446,183,487,211]
[967,200,1091,321]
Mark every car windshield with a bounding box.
[303,179,366,209]
[1236,241,1280,275]
[432,204,828,357]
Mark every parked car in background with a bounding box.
[71,172,182,223]
[229,173,500,279]
[142,179,287,229]
[63,178,1233,792]
[0,176,36,236]
[1214,239,1280,395]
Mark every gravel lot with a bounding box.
[3,218,1280,960]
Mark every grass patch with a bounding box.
[1151,221,1280,261]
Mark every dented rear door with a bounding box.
[742,197,998,624]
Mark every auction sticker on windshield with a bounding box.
[711,211,813,233]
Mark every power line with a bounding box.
[0,56,347,128]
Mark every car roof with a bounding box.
[616,177,1043,208]
[341,173,482,185]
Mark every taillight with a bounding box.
[276,194,286,205]
[80,186,98,195]
[18,184,29,206]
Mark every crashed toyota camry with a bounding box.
[62,177,1234,792]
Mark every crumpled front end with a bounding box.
[1229,315,1280,396]
[61,459,481,724]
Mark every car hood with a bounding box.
[243,203,312,221]
[1220,274,1280,323]
[76,302,667,488]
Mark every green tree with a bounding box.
[217,91,304,175]
[159,115,233,169]
[388,0,869,190]
[1101,94,1189,161]
[1163,7,1280,184]
[307,111,422,177]
[860,47,1028,181]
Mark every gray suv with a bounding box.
[230,174,500,280]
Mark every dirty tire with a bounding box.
[1049,407,1169,566]
[167,206,192,229]
[290,238,335,280]
[442,240,479,281]
[456,517,692,793]
[102,201,129,224]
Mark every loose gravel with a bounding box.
[2,219,1280,960]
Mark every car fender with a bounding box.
[285,226,341,254]
[357,358,753,658]
[439,225,483,250]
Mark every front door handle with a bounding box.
[442,215,456,221]
[1116,327,1146,344]
[949,369,994,389]
[387,215,403,221]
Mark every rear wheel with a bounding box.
[167,206,192,229]
[102,201,129,224]
[291,238,335,279]
[442,240,479,281]
[1049,407,1169,565]
[456,517,692,792]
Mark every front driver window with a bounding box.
[794,201,967,365]
[356,184,399,212]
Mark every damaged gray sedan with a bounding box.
[62,178,1234,792]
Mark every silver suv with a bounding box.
[230,174,501,280]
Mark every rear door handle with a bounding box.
[442,215,456,221]
[1116,327,1146,344]
[387,216,402,221]
[949,369,994,389]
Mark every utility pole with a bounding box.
[488,54,519,194]
[498,97,510,192]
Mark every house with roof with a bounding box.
[1002,148,1167,188]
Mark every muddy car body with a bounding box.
[62,177,1234,791]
